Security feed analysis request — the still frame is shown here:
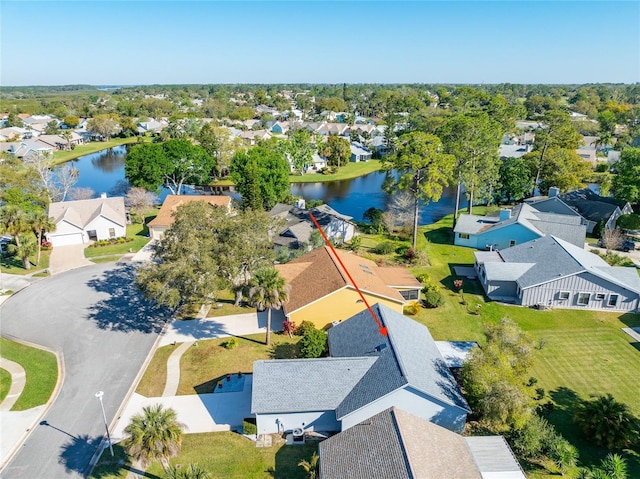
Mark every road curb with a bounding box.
[85,314,173,477]
[0,336,65,474]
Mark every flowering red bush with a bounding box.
[283,320,296,337]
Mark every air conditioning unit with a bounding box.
[292,428,305,444]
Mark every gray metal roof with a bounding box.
[464,436,527,478]
[329,304,470,418]
[484,262,535,282]
[251,357,376,414]
[319,407,483,479]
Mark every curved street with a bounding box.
[0,262,169,479]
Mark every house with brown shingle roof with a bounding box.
[319,407,526,479]
[147,195,232,239]
[276,246,422,329]
[47,196,126,247]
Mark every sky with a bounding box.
[1,1,639,86]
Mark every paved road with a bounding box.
[0,262,169,479]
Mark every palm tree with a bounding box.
[600,453,628,479]
[60,130,73,150]
[29,210,55,266]
[165,463,211,479]
[574,394,638,449]
[123,404,184,473]
[298,451,319,479]
[8,234,37,270]
[0,205,30,249]
[247,267,290,346]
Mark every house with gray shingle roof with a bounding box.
[47,196,126,247]
[454,202,586,251]
[251,303,470,435]
[319,407,526,479]
[474,235,640,311]
[269,203,355,250]
[550,187,632,234]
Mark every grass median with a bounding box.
[0,338,58,410]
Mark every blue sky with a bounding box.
[1,1,638,85]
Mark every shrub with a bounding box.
[403,300,422,315]
[223,338,238,350]
[299,328,327,358]
[423,289,444,308]
[404,247,418,263]
[375,241,396,254]
[283,320,296,337]
[295,320,316,337]
[349,235,362,251]
[243,418,257,435]
[574,394,639,448]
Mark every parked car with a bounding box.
[0,234,13,257]
[597,237,636,252]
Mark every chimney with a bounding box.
[548,187,560,198]
[499,209,511,221]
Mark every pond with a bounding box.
[64,147,462,224]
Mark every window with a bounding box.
[608,294,619,307]
[577,292,591,305]
[109,228,116,238]
[595,293,606,300]
[509,240,517,247]
[559,291,570,300]
[400,290,419,300]
[458,233,469,239]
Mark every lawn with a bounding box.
[0,249,51,275]
[90,432,317,479]
[51,136,145,165]
[0,367,11,403]
[0,338,58,410]
[136,332,300,397]
[357,214,640,476]
[85,212,156,260]
[288,159,383,183]
[210,159,383,188]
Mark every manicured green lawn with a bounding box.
[210,159,383,188]
[84,220,153,259]
[51,136,145,165]
[288,159,383,183]
[90,433,317,479]
[0,249,51,275]
[0,338,57,410]
[136,333,300,397]
[0,367,11,403]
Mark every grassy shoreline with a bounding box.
[51,136,143,166]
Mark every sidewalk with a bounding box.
[0,273,40,307]
[111,308,284,446]
[159,308,285,346]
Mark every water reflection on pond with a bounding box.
[65,147,460,224]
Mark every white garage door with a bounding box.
[50,233,84,247]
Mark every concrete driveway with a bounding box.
[49,244,93,275]
[0,262,170,478]
[113,375,254,440]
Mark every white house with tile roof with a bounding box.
[47,196,126,247]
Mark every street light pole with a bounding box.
[95,391,114,457]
